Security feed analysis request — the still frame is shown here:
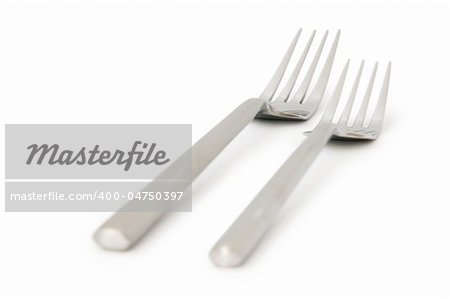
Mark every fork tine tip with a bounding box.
[342,60,350,72]
[332,30,340,42]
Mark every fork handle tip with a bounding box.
[210,244,244,268]
[93,227,133,251]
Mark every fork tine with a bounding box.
[319,60,350,124]
[338,60,364,126]
[303,30,340,106]
[274,30,316,102]
[353,62,378,127]
[259,29,302,101]
[290,31,329,103]
[369,62,391,130]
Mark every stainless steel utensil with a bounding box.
[94,29,340,251]
[210,60,391,267]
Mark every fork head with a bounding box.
[316,60,391,140]
[253,29,340,120]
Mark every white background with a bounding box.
[1,0,450,298]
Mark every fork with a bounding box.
[210,60,391,267]
[94,28,340,251]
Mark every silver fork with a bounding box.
[94,29,340,251]
[210,60,391,267]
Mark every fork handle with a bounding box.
[94,98,266,251]
[210,123,335,267]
